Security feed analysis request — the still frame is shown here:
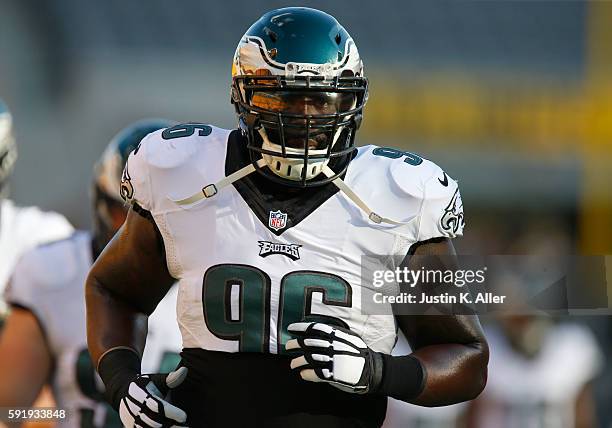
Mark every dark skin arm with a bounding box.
[394,238,489,406]
[86,207,174,367]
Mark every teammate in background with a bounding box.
[0,99,73,318]
[87,8,489,428]
[465,226,603,428]
[0,98,73,428]
[466,316,602,428]
[0,120,182,428]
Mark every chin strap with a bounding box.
[321,166,413,226]
[168,159,413,227]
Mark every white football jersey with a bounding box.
[0,199,73,298]
[473,323,602,428]
[5,231,182,428]
[123,125,464,356]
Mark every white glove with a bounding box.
[118,367,189,428]
[286,322,383,394]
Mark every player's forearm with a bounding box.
[407,341,488,406]
[0,359,44,406]
[85,272,147,366]
[0,309,51,406]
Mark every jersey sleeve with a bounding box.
[558,323,604,387]
[119,125,231,216]
[3,234,88,356]
[4,247,49,324]
[417,170,465,242]
[0,203,73,295]
[16,207,74,251]
[120,133,154,210]
[30,211,73,246]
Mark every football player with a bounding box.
[467,317,601,428]
[0,120,182,427]
[86,8,489,428]
[0,98,73,317]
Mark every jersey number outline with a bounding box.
[202,264,352,354]
[372,147,423,166]
[161,123,212,140]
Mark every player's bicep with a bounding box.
[87,206,174,315]
[395,237,487,349]
[398,314,486,351]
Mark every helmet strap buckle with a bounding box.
[203,184,218,198]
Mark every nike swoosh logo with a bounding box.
[438,172,449,187]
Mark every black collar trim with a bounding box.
[225,130,341,236]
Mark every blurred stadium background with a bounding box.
[0,1,611,427]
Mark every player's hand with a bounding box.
[286,322,384,394]
[118,366,189,428]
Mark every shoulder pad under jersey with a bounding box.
[348,146,464,241]
[121,124,232,213]
[4,231,89,313]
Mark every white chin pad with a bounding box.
[258,128,330,181]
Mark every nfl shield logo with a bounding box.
[268,210,288,231]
